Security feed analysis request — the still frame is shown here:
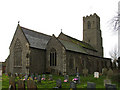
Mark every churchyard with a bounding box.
[1,72,120,89]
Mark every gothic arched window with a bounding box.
[87,21,91,29]
[14,39,22,67]
[50,48,57,66]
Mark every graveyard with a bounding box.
[1,73,120,89]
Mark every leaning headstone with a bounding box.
[107,69,113,78]
[37,75,41,83]
[64,75,69,82]
[17,80,25,90]
[104,79,111,86]
[9,77,16,90]
[56,79,62,88]
[48,75,53,81]
[87,82,96,90]
[105,84,117,90]
[70,81,76,90]
[94,72,99,78]
[27,80,37,89]
[83,68,88,77]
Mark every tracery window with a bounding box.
[50,48,57,66]
[14,39,22,67]
[87,21,91,29]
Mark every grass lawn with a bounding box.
[1,74,120,89]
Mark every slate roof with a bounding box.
[59,33,96,51]
[59,39,87,54]
[21,26,51,49]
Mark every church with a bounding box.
[6,13,111,75]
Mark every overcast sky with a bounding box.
[0,0,119,62]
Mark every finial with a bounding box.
[61,29,62,32]
[18,21,20,24]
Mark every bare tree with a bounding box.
[109,46,118,62]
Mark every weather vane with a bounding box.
[18,21,20,24]
[61,29,62,32]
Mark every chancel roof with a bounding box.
[58,33,96,54]
[21,26,51,49]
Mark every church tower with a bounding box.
[83,13,103,57]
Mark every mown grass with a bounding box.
[1,74,120,89]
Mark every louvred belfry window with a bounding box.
[14,38,22,67]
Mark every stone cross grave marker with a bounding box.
[9,76,16,90]
[64,75,69,82]
[27,80,37,89]
[56,79,62,88]
[17,80,25,90]
[94,72,99,78]
[37,75,41,83]
[105,84,117,90]
[49,75,53,81]
[104,79,111,86]
[70,81,76,89]
[87,82,96,90]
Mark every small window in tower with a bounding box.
[87,21,91,29]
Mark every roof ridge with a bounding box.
[20,26,51,37]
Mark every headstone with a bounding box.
[76,73,79,77]
[24,74,28,80]
[41,74,45,80]
[76,76,80,84]
[19,73,23,79]
[102,68,107,76]
[64,75,69,82]
[107,69,113,78]
[49,75,53,81]
[87,82,96,90]
[37,75,41,83]
[83,68,88,77]
[9,77,16,90]
[94,72,99,78]
[17,80,25,90]
[56,79,62,88]
[27,80,37,89]
[105,84,117,90]
[104,79,111,86]
[70,81,76,90]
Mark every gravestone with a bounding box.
[104,79,111,86]
[94,72,99,78]
[37,75,41,83]
[9,77,16,90]
[87,82,96,90]
[70,81,76,90]
[19,73,23,79]
[105,84,117,90]
[76,76,80,84]
[76,73,79,77]
[41,74,45,80]
[107,69,113,78]
[17,80,25,90]
[27,80,37,89]
[24,74,28,80]
[102,68,107,76]
[56,79,62,88]
[83,68,88,77]
[49,75,53,81]
[64,75,69,82]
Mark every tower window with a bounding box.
[87,21,91,29]
[50,48,57,66]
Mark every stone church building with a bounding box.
[6,13,111,75]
